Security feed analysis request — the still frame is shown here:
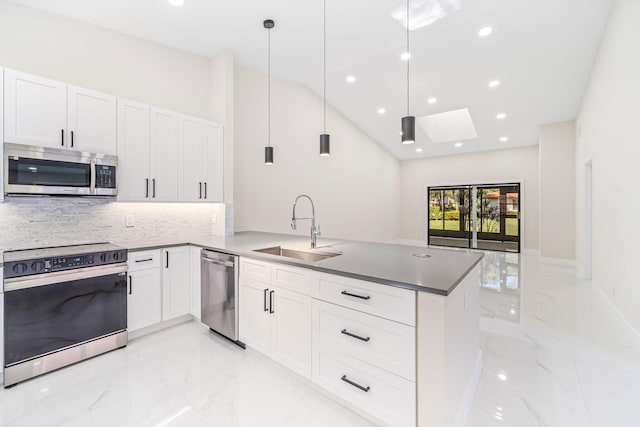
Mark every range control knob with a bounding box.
[100,253,110,262]
[12,263,28,274]
[113,252,122,261]
[31,261,45,273]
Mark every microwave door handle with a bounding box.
[90,160,96,193]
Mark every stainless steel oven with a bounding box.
[3,244,128,387]
[4,143,117,197]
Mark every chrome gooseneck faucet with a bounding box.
[291,194,321,249]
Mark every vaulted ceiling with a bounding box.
[10,0,613,159]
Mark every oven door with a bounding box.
[3,264,128,367]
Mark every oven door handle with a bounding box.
[4,264,128,292]
[90,159,96,193]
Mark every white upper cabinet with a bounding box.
[178,114,223,202]
[150,108,179,202]
[67,85,116,155]
[3,69,67,148]
[117,99,150,201]
[1,67,4,202]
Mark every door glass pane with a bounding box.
[479,188,501,234]
[428,190,444,231]
[505,191,519,237]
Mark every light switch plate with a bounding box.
[125,214,135,227]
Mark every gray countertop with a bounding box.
[1,231,482,296]
[117,231,483,296]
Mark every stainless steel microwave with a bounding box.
[3,143,117,197]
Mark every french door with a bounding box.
[428,183,520,252]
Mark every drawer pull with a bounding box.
[135,258,153,263]
[341,290,371,300]
[341,329,370,342]
[341,375,370,392]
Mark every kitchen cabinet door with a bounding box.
[270,287,312,379]
[178,115,205,202]
[162,246,191,321]
[1,68,4,202]
[190,246,202,320]
[127,268,162,332]
[117,98,150,201]
[4,69,67,148]
[67,86,116,155]
[202,122,223,202]
[150,108,179,202]
[239,278,271,357]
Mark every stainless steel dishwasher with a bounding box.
[201,250,245,348]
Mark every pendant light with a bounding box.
[264,19,275,165]
[401,0,415,144]
[319,0,331,156]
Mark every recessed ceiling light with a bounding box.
[377,108,386,115]
[427,97,437,104]
[416,148,423,153]
[496,113,507,120]
[488,80,501,88]
[168,0,184,6]
[346,75,356,83]
[401,52,411,61]
[454,142,463,148]
[500,136,509,142]
[478,27,493,37]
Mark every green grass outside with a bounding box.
[429,218,518,236]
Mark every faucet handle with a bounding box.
[291,219,297,230]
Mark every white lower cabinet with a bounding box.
[190,246,202,320]
[239,277,272,356]
[127,267,162,332]
[162,246,191,321]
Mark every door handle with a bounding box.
[165,251,169,268]
[199,182,202,199]
[145,178,149,198]
[202,258,234,268]
[269,290,274,314]
[61,129,65,146]
[71,130,74,148]
[341,375,370,392]
[129,275,133,295]
[152,179,156,198]
[204,182,207,199]
[341,329,370,342]
[263,288,269,312]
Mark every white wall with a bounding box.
[539,121,576,260]
[399,145,540,250]
[211,50,235,203]
[233,65,401,243]
[0,0,212,119]
[576,0,640,331]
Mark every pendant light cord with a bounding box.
[406,0,410,116]
[268,26,271,148]
[323,0,327,133]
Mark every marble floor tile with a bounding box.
[1,251,639,426]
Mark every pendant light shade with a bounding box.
[401,116,416,144]
[401,0,416,145]
[265,146,274,164]
[319,0,331,156]
[264,19,275,165]
[320,134,330,156]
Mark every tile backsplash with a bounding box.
[0,197,233,251]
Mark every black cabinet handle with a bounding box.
[204,182,207,199]
[341,375,370,392]
[71,130,74,147]
[135,258,153,263]
[165,252,169,268]
[341,290,371,300]
[269,290,274,314]
[61,129,64,146]
[199,182,202,199]
[152,179,156,198]
[145,178,149,198]
[341,329,370,342]
[263,288,269,312]
[128,275,133,295]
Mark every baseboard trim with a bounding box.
[128,314,192,340]
[453,350,483,427]
[592,281,640,342]
[538,256,577,267]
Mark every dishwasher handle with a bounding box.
[202,257,235,268]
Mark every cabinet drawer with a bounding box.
[316,273,416,326]
[313,300,415,381]
[313,347,416,427]
[272,263,314,296]
[240,257,272,283]
[127,249,162,272]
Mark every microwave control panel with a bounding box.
[96,165,116,189]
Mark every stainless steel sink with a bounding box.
[253,246,341,262]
